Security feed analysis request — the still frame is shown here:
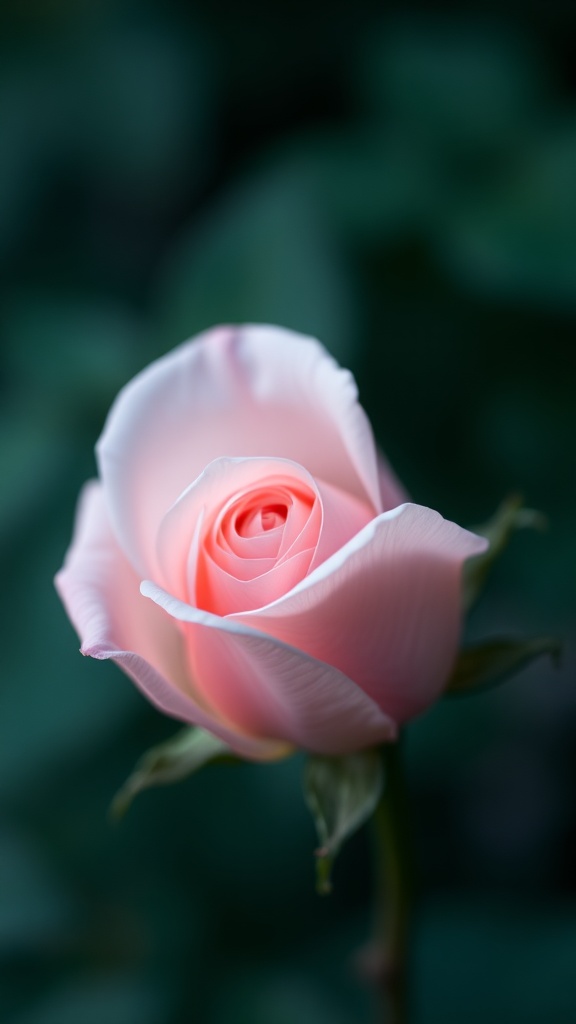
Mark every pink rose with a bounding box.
[55,325,487,760]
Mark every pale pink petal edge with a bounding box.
[96,324,388,578]
[141,580,398,755]
[233,503,489,723]
[54,481,288,762]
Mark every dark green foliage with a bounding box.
[446,636,561,696]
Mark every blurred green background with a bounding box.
[1,2,575,1022]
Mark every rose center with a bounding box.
[236,502,288,538]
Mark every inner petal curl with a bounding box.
[211,483,315,569]
[156,456,373,617]
[236,502,288,537]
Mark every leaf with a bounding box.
[463,494,546,611]
[446,635,561,696]
[303,750,384,895]
[111,727,234,819]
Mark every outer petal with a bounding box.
[97,324,389,578]
[232,504,489,723]
[141,581,397,755]
[54,481,286,761]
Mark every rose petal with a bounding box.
[311,478,374,571]
[97,325,391,578]
[141,581,397,754]
[199,546,315,616]
[157,456,374,615]
[232,504,489,723]
[54,481,287,761]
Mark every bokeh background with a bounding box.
[1,2,575,1022]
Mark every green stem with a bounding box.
[372,736,412,1024]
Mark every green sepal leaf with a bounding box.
[303,749,384,895]
[446,635,561,696]
[111,727,234,820]
[464,494,546,612]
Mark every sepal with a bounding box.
[464,494,546,612]
[303,748,384,895]
[111,726,234,819]
[446,635,561,696]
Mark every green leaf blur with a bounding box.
[111,727,236,820]
[446,636,561,696]
[463,494,546,612]
[303,751,384,894]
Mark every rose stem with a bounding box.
[371,734,413,1024]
